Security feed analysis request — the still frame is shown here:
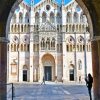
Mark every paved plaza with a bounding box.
[7,82,93,100]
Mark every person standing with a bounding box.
[41,76,45,85]
[55,76,58,83]
[85,73,93,100]
[79,76,81,83]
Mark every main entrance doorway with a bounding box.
[23,70,27,81]
[44,66,52,81]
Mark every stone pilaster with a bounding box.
[0,37,9,100]
[91,39,100,100]
[62,33,67,82]
[29,27,34,82]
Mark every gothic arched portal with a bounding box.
[41,53,55,81]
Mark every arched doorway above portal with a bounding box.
[40,53,55,81]
[23,65,28,82]
[69,64,75,81]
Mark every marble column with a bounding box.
[0,37,8,100]
[62,32,67,82]
[91,39,100,100]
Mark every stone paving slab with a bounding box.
[7,82,91,100]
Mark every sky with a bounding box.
[24,0,72,5]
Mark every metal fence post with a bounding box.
[12,83,14,100]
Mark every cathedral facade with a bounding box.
[7,0,92,83]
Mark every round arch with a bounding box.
[0,0,100,99]
[41,53,55,81]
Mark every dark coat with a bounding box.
[85,74,93,89]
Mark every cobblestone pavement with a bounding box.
[7,82,93,100]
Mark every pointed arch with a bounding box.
[73,12,79,23]
[80,12,84,23]
[41,38,45,50]
[46,38,50,50]
[19,12,23,23]
[56,12,61,24]
[51,38,55,50]
[25,12,29,23]
[50,12,54,23]
[42,11,47,23]
[67,12,72,23]
[35,12,39,24]
[12,13,16,23]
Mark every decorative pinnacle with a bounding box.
[31,0,34,6]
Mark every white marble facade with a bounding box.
[7,0,92,83]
